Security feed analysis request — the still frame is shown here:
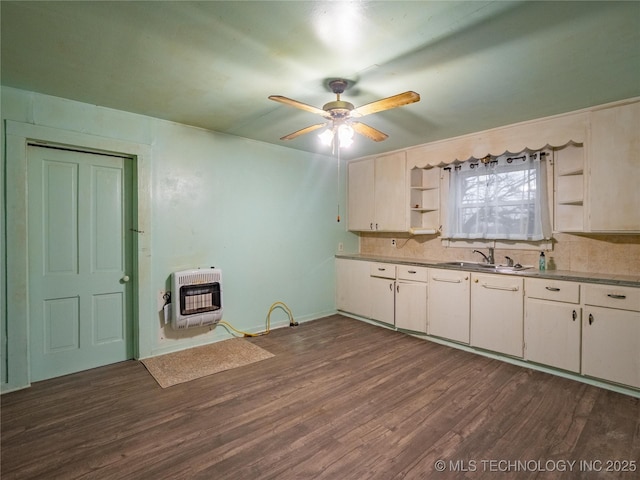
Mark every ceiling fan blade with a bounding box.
[268,95,329,117]
[279,123,326,141]
[351,122,389,142]
[351,91,420,117]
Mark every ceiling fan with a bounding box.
[268,79,420,146]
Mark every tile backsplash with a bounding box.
[360,232,640,276]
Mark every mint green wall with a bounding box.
[1,86,359,390]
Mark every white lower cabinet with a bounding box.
[369,263,429,331]
[428,269,470,343]
[337,259,428,331]
[395,265,428,333]
[582,285,640,389]
[335,258,372,318]
[524,278,581,373]
[370,263,396,326]
[337,258,640,393]
[470,273,524,358]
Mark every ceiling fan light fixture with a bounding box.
[318,123,354,148]
[338,124,354,147]
[318,127,334,146]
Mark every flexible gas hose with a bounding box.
[218,301,297,337]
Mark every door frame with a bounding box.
[3,121,152,393]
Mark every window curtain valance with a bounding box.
[406,111,588,169]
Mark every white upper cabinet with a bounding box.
[347,98,639,235]
[555,100,640,233]
[347,159,375,231]
[588,101,640,232]
[347,151,407,232]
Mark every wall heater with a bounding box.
[171,268,223,329]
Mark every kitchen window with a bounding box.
[444,151,551,241]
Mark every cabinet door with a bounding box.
[428,269,470,343]
[347,159,375,231]
[374,151,407,231]
[524,299,581,372]
[335,259,371,318]
[370,277,395,326]
[589,102,640,232]
[582,306,640,389]
[395,281,427,333]
[471,274,524,358]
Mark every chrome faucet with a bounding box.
[473,247,495,264]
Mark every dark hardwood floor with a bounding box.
[2,315,639,479]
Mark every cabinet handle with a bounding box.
[396,285,400,293]
[389,283,393,291]
[481,283,519,292]
[607,294,627,300]
[378,267,386,271]
[370,222,373,230]
[408,270,417,274]
[375,223,379,230]
[433,277,461,283]
[545,286,561,292]
[588,313,594,325]
[572,310,577,321]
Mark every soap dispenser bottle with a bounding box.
[539,251,546,271]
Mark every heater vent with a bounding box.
[176,270,221,286]
[171,268,223,329]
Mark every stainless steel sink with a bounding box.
[491,265,531,273]
[437,261,531,273]
[439,261,493,269]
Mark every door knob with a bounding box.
[121,275,130,283]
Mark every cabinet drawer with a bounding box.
[525,278,580,303]
[397,265,428,282]
[584,284,640,312]
[370,263,396,279]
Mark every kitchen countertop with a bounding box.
[336,254,640,288]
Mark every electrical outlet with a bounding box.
[391,239,397,247]
[338,242,344,252]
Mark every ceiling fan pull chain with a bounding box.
[336,143,341,222]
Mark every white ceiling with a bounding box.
[2,1,639,159]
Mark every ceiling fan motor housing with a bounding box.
[323,100,355,118]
